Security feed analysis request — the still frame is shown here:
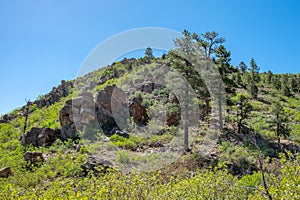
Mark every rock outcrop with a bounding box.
[95,85,127,134]
[35,80,73,108]
[59,91,96,139]
[58,82,180,139]
[59,85,130,138]
[21,127,61,147]
[59,99,79,140]
[0,167,13,178]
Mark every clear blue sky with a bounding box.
[0,0,299,115]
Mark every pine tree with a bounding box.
[172,30,227,151]
[281,76,291,96]
[246,73,258,99]
[172,30,202,152]
[232,93,252,134]
[144,47,154,63]
[249,81,258,99]
[266,70,273,84]
[248,58,260,83]
[214,45,231,77]
[236,72,242,86]
[238,61,247,74]
[290,75,299,93]
[192,31,225,58]
[214,45,236,93]
[271,101,290,144]
[272,75,282,90]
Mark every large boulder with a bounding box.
[59,99,74,127]
[95,85,127,135]
[59,99,79,140]
[21,127,61,147]
[59,92,96,139]
[0,167,13,178]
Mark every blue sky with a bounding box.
[0,0,299,115]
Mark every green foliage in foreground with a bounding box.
[0,154,299,199]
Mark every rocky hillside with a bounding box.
[0,31,300,199]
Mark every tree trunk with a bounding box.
[183,77,189,152]
[205,98,210,115]
[184,119,189,152]
[23,100,30,135]
[276,122,280,145]
[238,122,241,134]
[218,93,223,131]
[259,156,273,200]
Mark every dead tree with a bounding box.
[23,99,31,135]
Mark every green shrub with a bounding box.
[116,150,131,164]
[110,134,139,150]
[105,141,118,151]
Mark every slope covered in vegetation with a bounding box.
[0,31,300,199]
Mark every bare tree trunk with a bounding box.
[183,79,189,152]
[218,92,223,131]
[252,135,272,200]
[23,99,30,135]
[276,123,280,145]
[258,156,273,200]
[205,98,210,115]
[184,119,189,152]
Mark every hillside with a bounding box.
[0,31,300,199]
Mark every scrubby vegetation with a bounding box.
[0,30,300,199]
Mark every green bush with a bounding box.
[110,134,139,150]
[116,150,131,164]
